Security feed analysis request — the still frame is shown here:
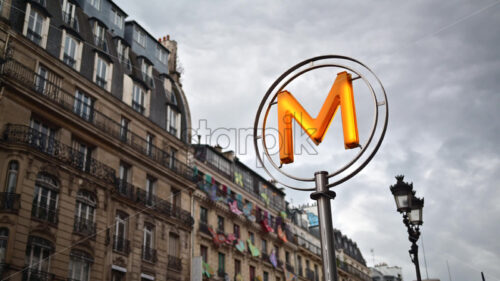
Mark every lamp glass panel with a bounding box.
[409,209,421,224]
[397,195,409,209]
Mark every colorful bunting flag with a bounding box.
[278,225,288,243]
[235,273,243,281]
[229,200,243,215]
[235,239,246,252]
[260,192,269,205]
[247,239,260,257]
[270,249,277,268]
[234,172,243,186]
[202,261,215,277]
[280,211,287,219]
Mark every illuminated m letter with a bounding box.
[277,71,359,164]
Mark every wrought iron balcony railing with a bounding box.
[31,202,58,224]
[306,268,315,281]
[2,125,116,183]
[63,54,76,69]
[297,236,322,256]
[22,268,54,281]
[96,76,107,89]
[285,263,294,274]
[73,216,96,237]
[298,267,303,277]
[136,189,194,227]
[168,255,182,272]
[141,71,154,88]
[115,179,135,201]
[132,101,145,115]
[142,246,157,263]
[0,192,21,212]
[337,260,372,281]
[0,59,195,181]
[217,269,226,278]
[198,222,211,236]
[113,235,130,255]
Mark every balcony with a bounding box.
[62,12,78,30]
[297,236,322,256]
[198,222,210,236]
[298,267,303,277]
[0,192,21,212]
[306,268,315,281]
[115,179,135,201]
[338,260,371,281]
[94,36,107,52]
[22,268,54,281]
[217,269,226,278]
[120,56,131,71]
[136,189,194,228]
[167,255,182,272]
[0,59,195,182]
[132,101,145,115]
[142,246,157,263]
[285,263,294,274]
[113,235,130,255]
[2,125,116,183]
[63,54,76,69]
[73,216,96,237]
[261,253,270,263]
[31,202,58,224]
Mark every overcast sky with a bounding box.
[116,1,500,280]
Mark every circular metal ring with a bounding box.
[253,55,388,191]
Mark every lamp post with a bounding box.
[390,175,424,281]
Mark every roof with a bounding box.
[125,20,170,53]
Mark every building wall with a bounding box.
[0,1,196,280]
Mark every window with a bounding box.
[95,56,109,89]
[114,212,128,253]
[171,188,180,209]
[274,245,279,259]
[5,161,19,193]
[30,118,57,153]
[264,271,269,281]
[0,228,8,263]
[156,45,167,65]
[62,0,77,30]
[134,27,146,47]
[234,259,241,275]
[118,162,131,184]
[74,190,96,236]
[249,232,254,244]
[218,252,225,274]
[120,117,129,141]
[169,147,177,169]
[142,224,155,262]
[26,8,44,45]
[93,22,107,51]
[111,270,125,281]
[68,250,93,281]
[112,9,124,29]
[141,60,154,88]
[200,245,207,263]
[25,236,53,277]
[233,224,240,239]
[116,40,130,70]
[90,0,100,10]
[297,255,303,276]
[146,133,154,156]
[314,264,319,281]
[72,139,92,172]
[166,106,181,138]
[63,34,78,68]
[35,65,48,93]
[168,233,179,257]
[145,176,156,206]
[73,90,93,121]
[217,216,224,233]
[261,239,267,254]
[200,207,207,224]
[132,84,145,114]
[249,266,255,281]
[31,173,58,224]
[285,251,290,264]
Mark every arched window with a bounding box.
[68,250,93,281]
[32,173,59,224]
[74,190,97,236]
[5,161,19,193]
[25,236,53,276]
[0,228,8,263]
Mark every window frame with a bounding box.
[5,161,19,193]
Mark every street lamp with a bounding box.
[390,175,424,281]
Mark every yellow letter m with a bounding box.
[277,71,359,164]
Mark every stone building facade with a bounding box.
[0,0,195,280]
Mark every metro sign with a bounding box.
[278,71,359,164]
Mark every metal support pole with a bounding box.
[410,242,422,281]
[311,171,338,281]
